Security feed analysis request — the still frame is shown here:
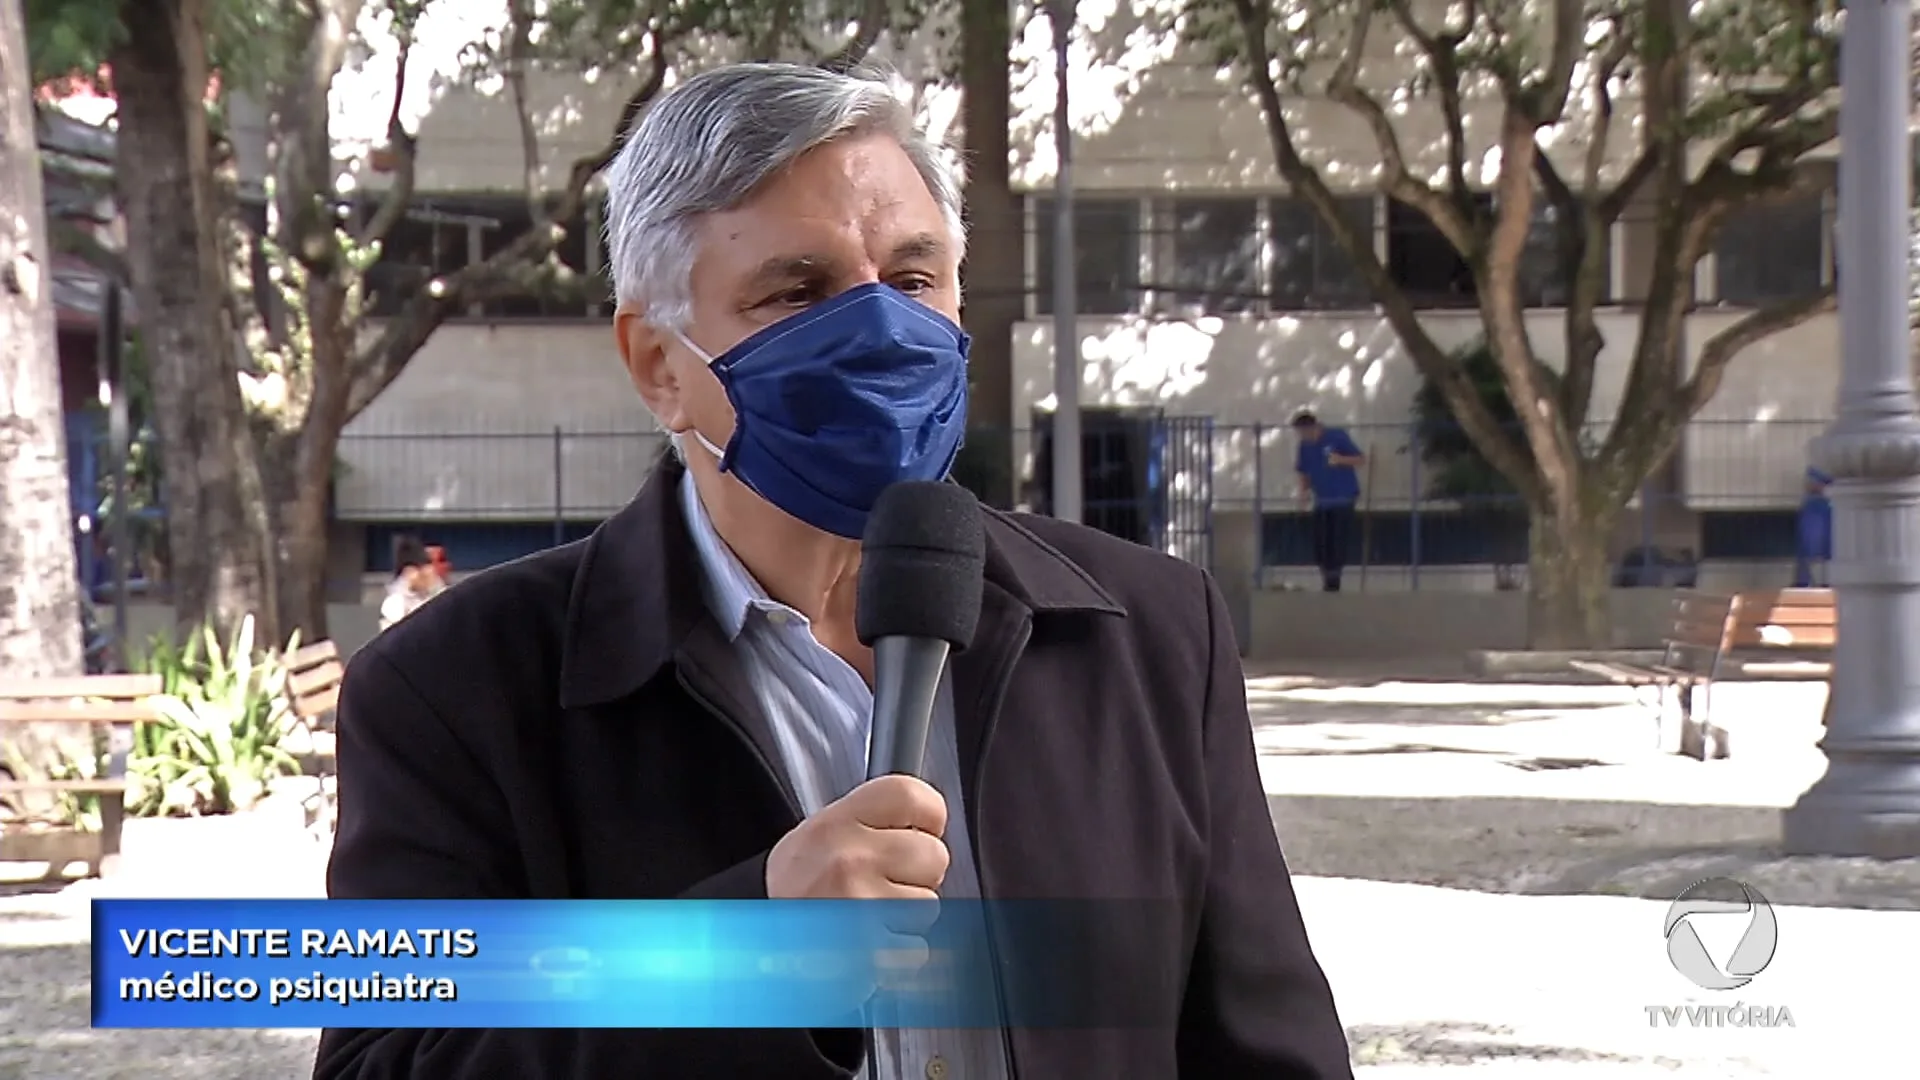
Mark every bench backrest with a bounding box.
[1728,588,1836,649]
[1663,593,1737,663]
[0,675,165,776]
[284,640,345,723]
[0,675,164,725]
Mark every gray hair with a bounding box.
[603,62,966,330]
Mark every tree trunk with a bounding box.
[112,0,278,643]
[1525,505,1616,650]
[0,0,88,801]
[268,286,355,643]
[955,0,1021,508]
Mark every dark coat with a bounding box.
[314,458,1352,1079]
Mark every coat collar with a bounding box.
[559,455,1124,709]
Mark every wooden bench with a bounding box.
[1726,588,1836,679]
[0,674,163,878]
[1570,589,1837,761]
[286,639,344,731]
[283,640,345,832]
[1569,592,1739,760]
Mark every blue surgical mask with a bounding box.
[674,283,970,539]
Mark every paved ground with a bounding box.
[0,672,1907,1078]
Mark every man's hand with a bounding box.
[766,775,950,900]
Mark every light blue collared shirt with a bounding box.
[678,473,1011,1080]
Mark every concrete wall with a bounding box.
[1243,588,1685,660]
[125,603,384,660]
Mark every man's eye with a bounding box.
[768,285,822,308]
[891,276,935,295]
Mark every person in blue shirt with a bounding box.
[1292,410,1366,592]
[1794,467,1833,588]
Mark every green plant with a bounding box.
[1412,339,1595,580]
[129,615,301,817]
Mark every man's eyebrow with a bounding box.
[888,233,948,263]
[743,254,838,292]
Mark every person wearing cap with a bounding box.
[1291,411,1366,592]
[377,535,445,632]
[1794,467,1833,588]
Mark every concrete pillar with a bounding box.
[1781,0,1920,857]
[1211,508,1261,657]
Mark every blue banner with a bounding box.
[92,899,1011,1029]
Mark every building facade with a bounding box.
[331,8,1839,596]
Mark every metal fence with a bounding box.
[65,411,1835,596]
[323,415,1831,584]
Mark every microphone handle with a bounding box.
[866,636,952,781]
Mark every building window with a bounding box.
[1033,197,1142,316]
[362,194,595,319]
[1269,195,1373,310]
[1152,197,1261,314]
[475,197,592,319]
[1714,193,1827,306]
[1519,201,1613,308]
[1387,196,1480,308]
[363,201,479,318]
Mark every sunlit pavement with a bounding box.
[0,675,1907,1077]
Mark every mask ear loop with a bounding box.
[669,329,738,464]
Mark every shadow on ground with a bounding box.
[1268,794,1920,912]
[1345,1021,1685,1069]
[0,943,316,1079]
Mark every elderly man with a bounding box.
[315,63,1350,1079]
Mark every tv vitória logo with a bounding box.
[1663,877,1778,991]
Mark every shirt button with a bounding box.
[925,1057,947,1080]
[765,609,790,627]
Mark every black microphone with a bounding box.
[858,481,987,781]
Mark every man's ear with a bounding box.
[615,310,689,434]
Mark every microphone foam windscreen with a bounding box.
[856,481,987,648]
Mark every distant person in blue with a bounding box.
[1292,410,1366,592]
[1794,467,1833,587]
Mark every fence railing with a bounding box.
[68,415,1837,597]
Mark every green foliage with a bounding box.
[23,0,119,86]
[1410,339,1552,507]
[474,0,948,73]
[25,0,307,92]
[128,615,301,817]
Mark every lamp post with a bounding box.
[1781,0,1920,857]
[1047,0,1083,524]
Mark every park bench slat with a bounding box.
[0,779,130,794]
[285,640,340,673]
[0,674,167,881]
[0,675,161,699]
[0,702,159,723]
[287,664,343,698]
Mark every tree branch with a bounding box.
[345,32,674,419]
[1324,4,1475,252]
[1385,0,1470,199]
[504,0,543,212]
[1225,0,1542,504]
[1482,111,1584,506]
[1527,0,1584,122]
[819,0,890,73]
[277,0,368,273]
[1685,284,1838,418]
[748,0,797,62]
[1583,22,1634,200]
[354,21,417,247]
